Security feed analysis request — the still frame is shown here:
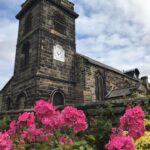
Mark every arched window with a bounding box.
[6,97,11,110]
[16,93,26,109]
[95,74,104,101]
[53,12,66,35]
[20,42,30,67]
[51,89,65,106]
[24,13,32,35]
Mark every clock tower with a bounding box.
[7,0,79,109]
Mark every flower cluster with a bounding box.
[18,112,36,129]
[62,106,88,133]
[106,135,135,150]
[106,128,135,150]
[4,100,88,149]
[21,128,49,142]
[0,132,12,150]
[34,100,56,120]
[34,100,88,134]
[120,106,145,139]
[106,105,147,150]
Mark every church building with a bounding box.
[0,0,149,111]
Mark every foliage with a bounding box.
[145,119,150,131]
[86,120,112,150]
[106,105,146,150]
[0,115,11,131]
[135,131,150,150]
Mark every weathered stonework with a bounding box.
[75,54,139,103]
[0,0,149,111]
[0,92,2,111]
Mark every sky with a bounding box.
[0,0,150,90]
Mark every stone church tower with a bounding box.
[1,0,147,111]
[1,0,79,110]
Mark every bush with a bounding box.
[106,105,146,150]
[0,115,11,131]
[135,131,150,150]
[86,120,112,150]
[0,100,91,150]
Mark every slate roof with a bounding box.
[1,77,13,92]
[106,88,133,99]
[77,53,139,81]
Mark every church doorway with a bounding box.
[51,89,65,106]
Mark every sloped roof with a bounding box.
[77,53,139,81]
[1,76,13,92]
[106,88,132,99]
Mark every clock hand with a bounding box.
[57,51,61,55]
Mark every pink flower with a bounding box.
[8,120,17,136]
[62,107,88,133]
[106,135,135,150]
[59,136,74,147]
[110,128,124,139]
[18,112,36,129]
[34,100,56,120]
[21,128,50,142]
[0,132,12,150]
[74,118,88,133]
[120,106,145,139]
[42,111,64,131]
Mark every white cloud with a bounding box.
[0,19,18,89]
[72,0,150,81]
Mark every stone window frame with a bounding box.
[53,11,66,35]
[50,89,65,106]
[95,72,105,101]
[24,13,32,35]
[6,97,11,110]
[20,42,30,68]
[16,92,27,110]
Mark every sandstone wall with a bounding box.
[0,92,2,111]
[76,55,139,103]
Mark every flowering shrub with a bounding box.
[0,99,89,150]
[106,105,147,150]
[0,100,149,150]
[106,135,135,150]
[62,106,88,133]
[120,106,145,139]
[105,128,135,150]
[134,118,150,150]
[34,100,56,120]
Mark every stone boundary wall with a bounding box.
[0,99,150,126]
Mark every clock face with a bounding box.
[53,44,65,62]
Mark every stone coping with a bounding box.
[0,98,149,116]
